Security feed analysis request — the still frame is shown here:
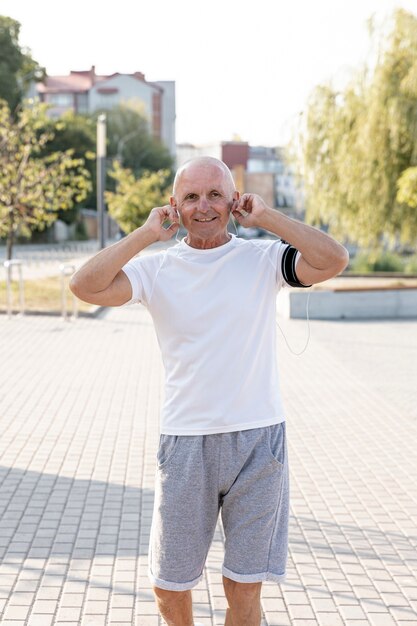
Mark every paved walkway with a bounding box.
[0,304,416,626]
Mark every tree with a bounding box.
[38,105,174,221]
[105,161,171,234]
[0,15,45,112]
[0,99,91,260]
[40,111,97,215]
[397,167,417,208]
[104,103,173,178]
[298,8,417,249]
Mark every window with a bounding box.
[47,93,73,107]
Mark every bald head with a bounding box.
[172,157,236,197]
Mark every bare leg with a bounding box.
[223,576,262,626]
[153,587,194,626]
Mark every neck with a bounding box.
[185,231,231,249]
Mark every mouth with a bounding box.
[194,217,217,223]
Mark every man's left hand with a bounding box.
[231,193,269,228]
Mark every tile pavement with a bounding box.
[0,303,416,625]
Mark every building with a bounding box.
[247,145,304,216]
[30,66,176,156]
[176,141,304,216]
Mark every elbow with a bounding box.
[335,246,350,275]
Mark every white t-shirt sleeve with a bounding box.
[251,239,290,289]
[121,252,164,306]
[256,239,310,289]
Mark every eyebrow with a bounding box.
[183,188,223,197]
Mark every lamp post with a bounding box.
[96,113,107,249]
[116,129,141,164]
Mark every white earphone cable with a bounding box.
[276,290,311,356]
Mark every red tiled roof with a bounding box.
[38,74,104,94]
[37,68,148,94]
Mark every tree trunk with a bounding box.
[6,231,14,261]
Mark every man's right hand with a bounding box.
[144,205,180,242]
[70,205,180,307]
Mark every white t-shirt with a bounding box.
[122,234,296,435]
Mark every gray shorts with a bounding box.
[149,422,289,591]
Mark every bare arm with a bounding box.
[69,205,179,306]
[232,194,349,285]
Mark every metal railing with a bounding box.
[59,264,78,321]
[2,260,79,321]
[3,259,25,318]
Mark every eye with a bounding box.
[210,191,221,198]
[185,193,197,201]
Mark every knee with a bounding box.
[223,576,262,604]
[153,586,190,605]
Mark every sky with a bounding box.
[1,0,417,147]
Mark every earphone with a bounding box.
[228,211,311,356]
[275,291,311,356]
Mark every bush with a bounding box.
[372,252,404,272]
[351,251,404,273]
[404,255,417,274]
[74,220,89,241]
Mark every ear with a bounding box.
[169,196,176,207]
[233,191,240,201]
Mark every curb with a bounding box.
[0,305,107,319]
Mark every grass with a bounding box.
[0,276,95,315]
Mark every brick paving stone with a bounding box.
[136,617,159,626]
[309,597,338,612]
[389,606,417,621]
[368,614,398,626]
[3,604,31,619]
[0,302,416,625]
[56,606,82,621]
[288,604,316,619]
[263,612,291,626]
[27,616,54,626]
[315,614,345,626]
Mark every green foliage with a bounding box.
[404,254,417,273]
[42,111,96,156]
[38,105,174,214]
[39,111,97,211]
[105,161,171,233]
[397,166,417,207]
[0,99,91,259]
[0,15,45,111]
[103,103,174,178]
[74,220,89,241]
[351,251,405,273]
[298,8,417,250]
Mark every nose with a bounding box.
[198,196,210,212]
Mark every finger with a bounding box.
[241,194,253,212]
[161,221,180,240]
[164,204,179,223]
[234,205,249,218]
[160,206,177,226]
[235,195,252,216]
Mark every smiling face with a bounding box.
[170,158,239,249]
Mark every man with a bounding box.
[70,157,349,626]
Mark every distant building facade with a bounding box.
[30,66,176,155]
[247,145,304,215]
[176,141,304,216]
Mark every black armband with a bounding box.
[281,245,311,288]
